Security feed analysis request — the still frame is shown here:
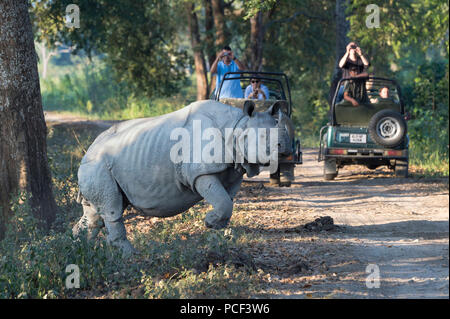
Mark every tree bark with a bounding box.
[248,11,264,71]
[211,0,226,48]
[204,0,216,69]
[329,0,350,105]
[210,0,227,95]
[0,0,58,235]
[187,4,209,100]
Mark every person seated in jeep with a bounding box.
[245,77,269,100]
[369,86,395,104]
[343,68,369,107]
[379,86,390,99]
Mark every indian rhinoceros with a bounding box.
[73,99,291,255]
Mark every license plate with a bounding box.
[350,134,366,143]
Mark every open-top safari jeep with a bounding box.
[214,71,302,186]
[318,76,409,180]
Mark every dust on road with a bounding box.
[241,149,449,298]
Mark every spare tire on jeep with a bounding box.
[368,110,406,148]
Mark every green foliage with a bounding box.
[407,61,449,175]
[0,192,126,298]
[41,57,195,120]
[31,0,190,99]
[348,0,448,65]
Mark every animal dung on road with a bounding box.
[304,216,335,231]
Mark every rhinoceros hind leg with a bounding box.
[73,201,104,240]
[78,163,136,257]
[195,175,233,229]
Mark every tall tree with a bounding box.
[0,0,58,235]
[329,0,350,104]
[204,0,217,69]
[212,0,227,48]
[248,11,264,71]
[187,3,210,100]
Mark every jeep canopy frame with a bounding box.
[214,71,293,117]
[330,76,405,126]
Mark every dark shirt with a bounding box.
[343,79,369,104]
[341,56,368,79]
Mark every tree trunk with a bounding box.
[210,0,227,95]
[187,4,209,100]
[211,0,226,48]
[0,0,58,236]
[204,0,216,69]
[329,0,350,105]
[248,11,264,71]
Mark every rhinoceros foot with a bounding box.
[111,239,138,258]
[205,211,231,229]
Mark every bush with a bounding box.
[40,57,195,120]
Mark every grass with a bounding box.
[40,56,197,121]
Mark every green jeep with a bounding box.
[318,77,409,180]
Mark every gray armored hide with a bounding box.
[74,100,289,256]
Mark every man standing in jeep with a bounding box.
[335,42,370,103]
[210,46,246,99]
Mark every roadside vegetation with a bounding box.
[0,124,263,298]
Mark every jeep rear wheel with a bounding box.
[395,159,408,178]
[369,110,407,148]
[323,158,337,180]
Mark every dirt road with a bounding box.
[241,149,449,298]
[45,112,449,298]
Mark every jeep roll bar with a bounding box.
[330,76,404,126]
[214,71,293,117]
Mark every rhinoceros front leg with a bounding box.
[195,175,234,229]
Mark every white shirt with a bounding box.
[245,84,269,100]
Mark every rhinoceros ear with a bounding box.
[266,100,287,117]
[243,100,256,117]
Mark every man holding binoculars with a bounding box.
[339,42,370,79]
[335,42,370,103]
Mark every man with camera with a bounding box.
[210,45,246,99]
[245,77,269,100]
[335,42,370,103]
